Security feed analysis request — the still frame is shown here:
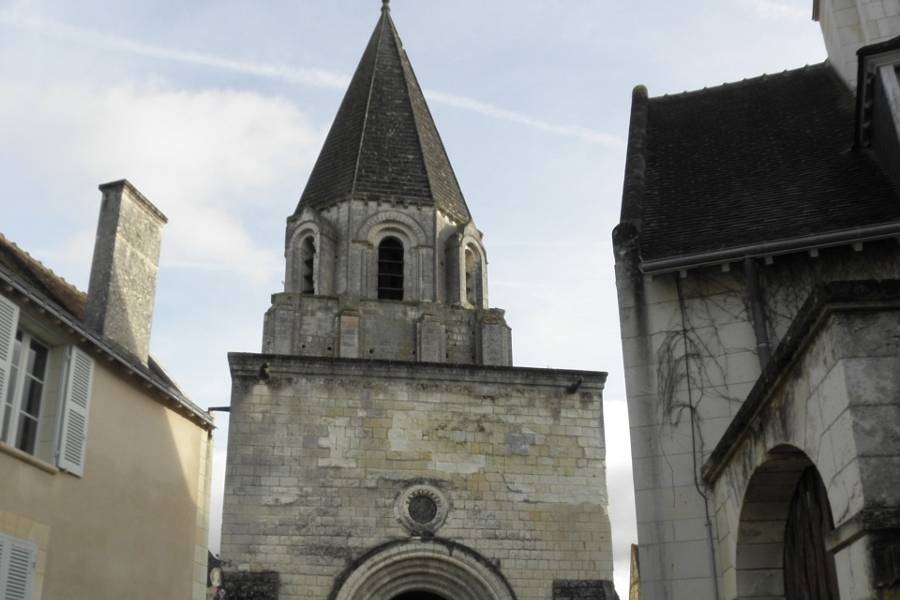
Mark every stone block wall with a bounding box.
[706,305,900,599]
[261,294,512,366]
[817,0,900,87]
[221,355,613,600]
[285,200,489,308]
[614,241,900,599]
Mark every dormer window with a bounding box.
[300,236,316,294]
[377,237,404,300]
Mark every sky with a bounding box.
[0,0,827,594]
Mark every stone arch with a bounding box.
[286,216,337,295]
[356,213,429,301]
[286,222,320,294]
[735,444,839,599]
[461,236,487,308]
[329,539,517,600]
[357,211,428,248]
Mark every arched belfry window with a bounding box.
[300,236,316,294]
[464,245,483,307]
[377,237,404,300]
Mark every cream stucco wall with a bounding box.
[0,345,212,599]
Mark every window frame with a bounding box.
[1,329,49,457]
[377,236,405,301]
[0,295,94,474]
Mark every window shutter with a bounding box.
[0,535,36,600]
[0,295,20,412]
[57,346,94,477]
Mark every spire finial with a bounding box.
[382,0,390,11]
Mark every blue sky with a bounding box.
[0,0,826,593]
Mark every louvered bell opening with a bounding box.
[300,236,316,295]
[377,237,404,301]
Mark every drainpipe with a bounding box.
[744,257,771,369]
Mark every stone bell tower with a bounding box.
[263,0,510,367]
[221,3,616,599]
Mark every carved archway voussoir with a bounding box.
[357,210,428,247]
[331,540,517,600]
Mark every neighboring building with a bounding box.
[0,180,214,599]
[614,2,900,599]
[220,3,616,599]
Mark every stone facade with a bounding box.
[223,356,612,599]
[615,243,900,597]
[702,284,900,599]
[265,202,510,366]
[221,3,614,599]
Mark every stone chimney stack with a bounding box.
[86,180,167,364]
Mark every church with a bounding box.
[615,0,900,598]
[220,2,615,599]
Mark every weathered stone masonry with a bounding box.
[223,356,612,599]
[220,5,616,598]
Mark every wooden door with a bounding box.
[783,467,840,600]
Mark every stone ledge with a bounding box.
[0,442,59,475]
[228,352,607,393]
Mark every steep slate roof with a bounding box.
[296,4,470,222]
[0,233,213,427]
[620,62,900,270]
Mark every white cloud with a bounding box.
[0,9,619,146]
[0,80,320,282]
[745,0,810,21]
[0,10,350,90]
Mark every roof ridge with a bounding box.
[350,10,388,199]
[650,61,829,102]
[395,23,471,222]
[389,14,437,205]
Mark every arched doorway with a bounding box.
[330,539,517,600]
[736,445,839,599]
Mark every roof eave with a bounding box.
[639,221,900,275]
[0,264,214,429]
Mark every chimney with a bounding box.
[85,180,167,364]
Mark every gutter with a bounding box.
[640,221,900,275]
[0,265,214,428]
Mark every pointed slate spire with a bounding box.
[296,5,471,222]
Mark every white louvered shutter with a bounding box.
[0,535,5,597]
[57,346,94,477]
[0,296,20,415]
[0,536,36,600]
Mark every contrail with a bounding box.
[0,11,351,89]
[0,10,622,147]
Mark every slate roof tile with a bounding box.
[625,63,900,265]
[296,7,470,222]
